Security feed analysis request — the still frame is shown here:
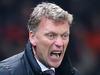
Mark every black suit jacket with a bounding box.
[0,42,80,75]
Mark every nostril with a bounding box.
[55,41,64,47]
[55,45,62,49]
[54,36,64,47]
[55,43,63,49]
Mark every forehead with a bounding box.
[38,17,70,33]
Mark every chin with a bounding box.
[49,61,62,68]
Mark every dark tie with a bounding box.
[42,69,55,75]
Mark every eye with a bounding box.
[45,33,56,40]
[62,33,69,40]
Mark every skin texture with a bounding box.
[29,17,70,68]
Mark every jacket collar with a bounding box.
[24,41,42,75]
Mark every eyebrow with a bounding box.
[45,31,70,35]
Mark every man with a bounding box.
[0,2,80,75]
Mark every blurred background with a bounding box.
[0,0,100,75]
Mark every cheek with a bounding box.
[36,36,53,52]
[36,38,53,60]
[39,38,51,47]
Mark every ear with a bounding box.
[29,31,36,46]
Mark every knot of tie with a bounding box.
[42,69,55,75]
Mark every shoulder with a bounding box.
[0,52,25,75]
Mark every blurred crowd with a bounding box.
[0,0,100,75]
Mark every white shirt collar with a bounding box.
[35,56,55,72]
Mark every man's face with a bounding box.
[30,17,70,68]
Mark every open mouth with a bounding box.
[50,51,62,58]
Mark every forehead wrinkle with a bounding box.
[38,17,69,34]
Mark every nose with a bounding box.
[54,36,64,48]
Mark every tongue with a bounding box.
[51,53,60,57]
